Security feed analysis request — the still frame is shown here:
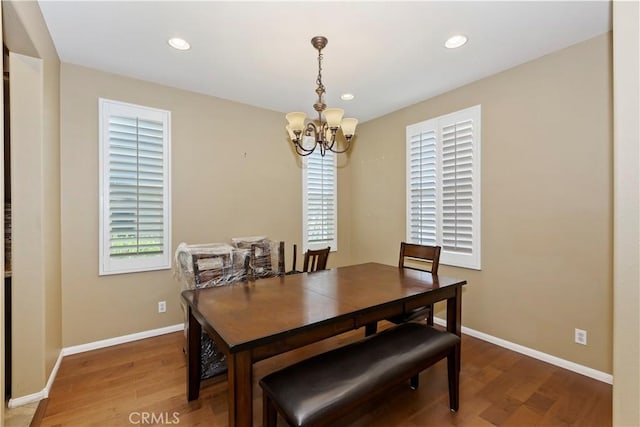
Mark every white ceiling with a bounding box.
[38,1,611,123]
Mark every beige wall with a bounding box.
[351,34,613,373]
[612,1,640,425]
[5,1,61,398]
[59,64,352,347]
[43,55,61,382]
[10,51,47,397]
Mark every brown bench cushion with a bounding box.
[259,323,460,427]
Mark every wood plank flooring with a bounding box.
[38,326,612,426]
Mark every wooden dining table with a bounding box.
[181,262,467,427]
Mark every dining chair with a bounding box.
[365,242,441,336]
[191,251,236,379]
[192,252,232,287]
[395,242,441,324]
[302,246,331,272]
[398,242,441,276]
[233,236,287,279]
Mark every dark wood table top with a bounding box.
[182,262,466,353]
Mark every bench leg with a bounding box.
[365,322,377,337]
[263,393,278,427]
[447,349,460,412]
[410,374,419,390]
[426,304,434,326]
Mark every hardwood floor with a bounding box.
[38,327,611,426]
[3,401,38,427]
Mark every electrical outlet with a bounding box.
[575,328,587,345]
[158,301,166,313]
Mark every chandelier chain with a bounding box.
[316,51,325,96]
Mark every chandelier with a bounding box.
[286,36,358,157]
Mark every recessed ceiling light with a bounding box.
[340,93,355,101]
[445,35,468,49]
[168,37,191,51]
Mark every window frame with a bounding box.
[406,105,481,270]
[98,98,172,275]
[302,144,338,253]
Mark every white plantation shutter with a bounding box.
[406,105,481,270]
[99,99,171,275]
[408,128,438,246]
[303,145,337,252]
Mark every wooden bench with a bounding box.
[259,322,461,427]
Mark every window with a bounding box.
[99,99,171,275]
[302,143,337,252]
[406,105,481,270]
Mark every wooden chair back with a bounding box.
[303,247,331,273]
[398,242,441,274]
[277,241,285,275]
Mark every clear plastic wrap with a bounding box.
[231,236,284,279]
[173,242,245,380]
[174,242,250,290]
[173,238,284,380]
[200,331,227,379]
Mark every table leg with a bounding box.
[446,285,462,373]
[446,285,462,336]
[186,306,202,401]
[364,322,377,336]
[227,350,253,427]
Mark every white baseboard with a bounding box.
[8,323,184,408]
[7,390,46,408]
[8,350,63,408]
[63,323,184,356]
[44,350,64,398]
[9,318,612,409]
[434,317,613,384]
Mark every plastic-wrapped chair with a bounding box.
[175,243,249,290]
[174,243,249,380]
[174,239,284,379]
[192,252,231,284]
[231,236,284,279]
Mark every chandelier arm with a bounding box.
[293,139,315,153]
[324,126,337,151]
[291,122,321,156]
[293,138,316,154]
[306,121,320,139]
[294,142,317,157]
[318,120,338,152]
[326,139,352,154]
